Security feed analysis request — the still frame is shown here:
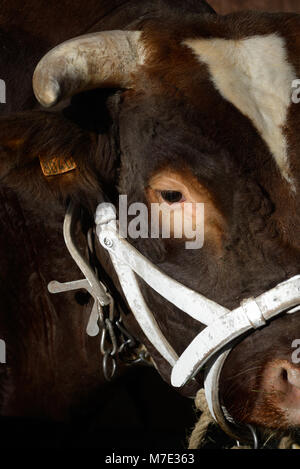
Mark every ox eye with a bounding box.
[160,191,184,204]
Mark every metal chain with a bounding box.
[97,293,152,381]
[99,294,118,381]
[87,226,153,381]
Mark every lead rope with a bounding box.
[188,389,252,449]
[188,389,215,449]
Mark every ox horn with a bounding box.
[33,30,145,107]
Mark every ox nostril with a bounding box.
[263,360,300,393]
[281,368,288,382]
[260,360,300,426]
[275,362,300,390]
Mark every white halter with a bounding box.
[95,202,300,437]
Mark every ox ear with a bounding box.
[0,110,104,207]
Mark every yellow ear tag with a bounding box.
[39,155,77,176]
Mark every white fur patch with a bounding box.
[185,34,296,190]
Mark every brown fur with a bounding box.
[210,0,300,14]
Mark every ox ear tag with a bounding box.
[39,155,77,176]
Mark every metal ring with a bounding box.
[105,318,118,356]
[118,338,134,354]
[100,327,107,355]
[116,319,136,344]
[235,425,259,449]
[102,352,116,381]
[246,424,259,449]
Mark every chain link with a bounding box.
[98,295,153,380]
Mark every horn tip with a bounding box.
[32,73,60,108]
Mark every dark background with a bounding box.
[0,366,197,448]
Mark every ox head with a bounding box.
[2,9,300,439]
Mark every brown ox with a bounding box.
[1,0,300,447]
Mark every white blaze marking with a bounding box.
[185,34,296,190]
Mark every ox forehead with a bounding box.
[185,34,295,187]
[1,6,300,443]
